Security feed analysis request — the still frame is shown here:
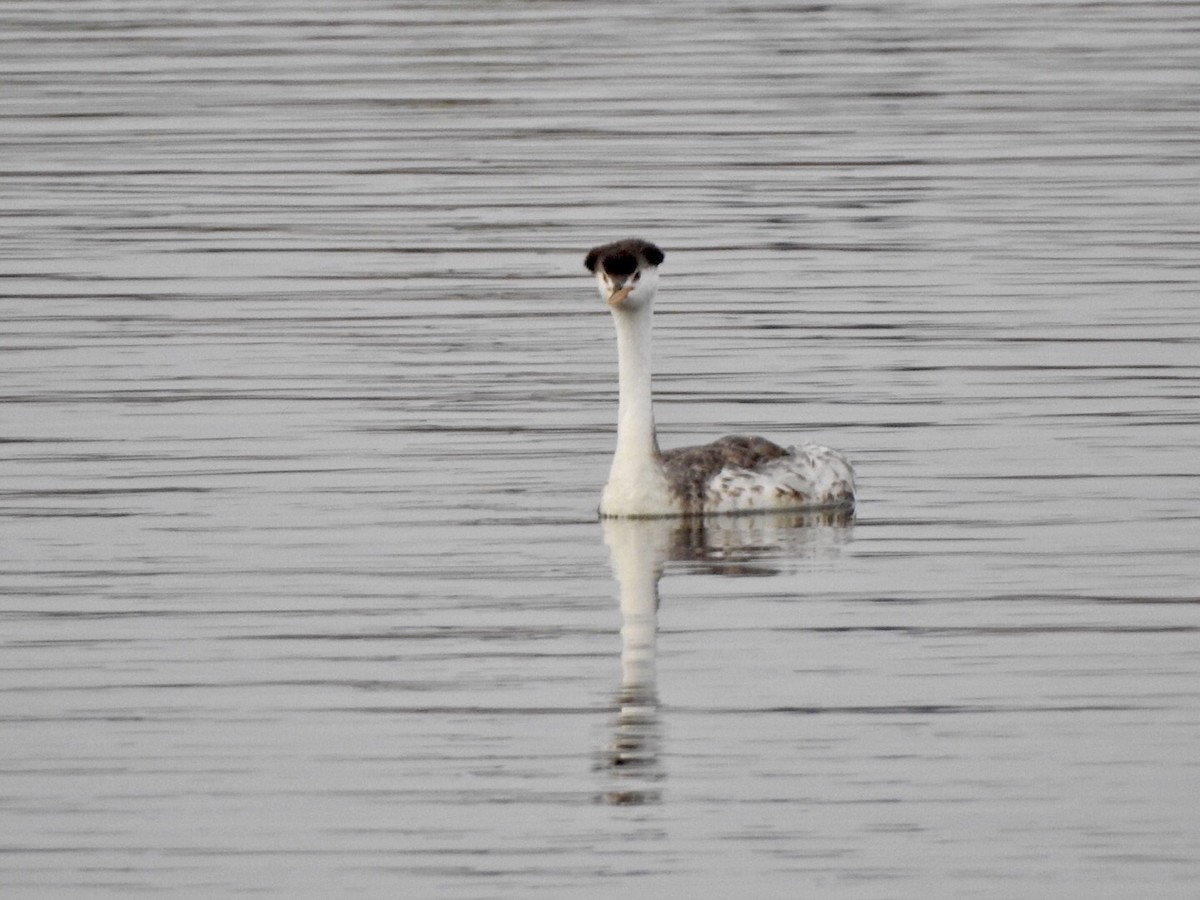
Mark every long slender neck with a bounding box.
[610,305,661,468]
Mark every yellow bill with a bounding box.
[607,286,633,307]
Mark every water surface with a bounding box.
[2,1,1199,897]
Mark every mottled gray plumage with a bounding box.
[661,435,788,510]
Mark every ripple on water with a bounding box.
[2,1,1199,897]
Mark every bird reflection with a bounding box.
[595,510,854,806]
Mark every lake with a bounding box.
[1,1,1198,897]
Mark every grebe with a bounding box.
[585,238,856,518]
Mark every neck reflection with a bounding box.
[596,510,854,806]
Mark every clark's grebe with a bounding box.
[585,238,855,518]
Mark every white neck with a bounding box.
[601,305,677,516]
[613,305,658,460]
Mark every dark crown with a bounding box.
[584,238,665,275]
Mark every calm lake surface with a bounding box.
[2,1,1198,897]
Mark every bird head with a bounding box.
[583,239,665,312]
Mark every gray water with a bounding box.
[2,1,1199,897]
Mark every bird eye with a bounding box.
[632,272,641,283]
